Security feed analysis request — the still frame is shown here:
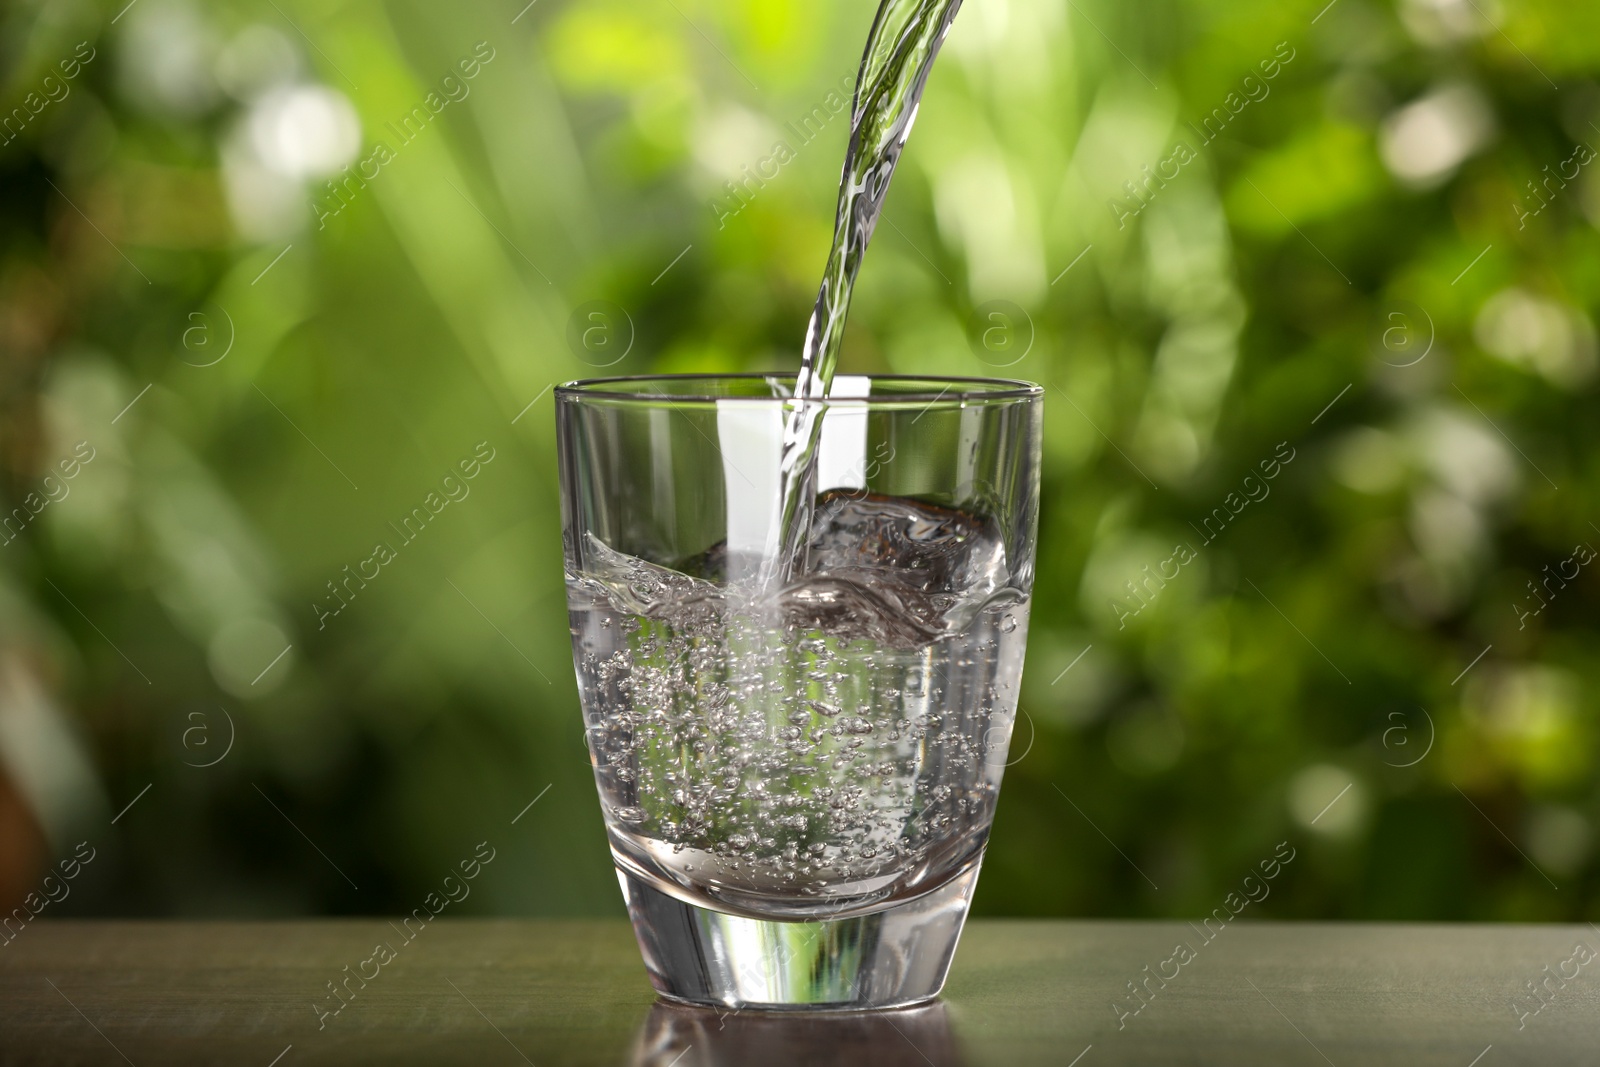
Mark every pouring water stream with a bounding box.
[761,0,966,591]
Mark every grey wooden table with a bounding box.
[1,920,1595,1065]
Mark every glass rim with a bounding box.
[555,373,1043,406]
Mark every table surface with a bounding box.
[2,919,1597,1065]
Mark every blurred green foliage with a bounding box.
[1,0,1598,924]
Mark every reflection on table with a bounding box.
[631,999,964,1067]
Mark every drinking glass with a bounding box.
[556,374,1042,1010]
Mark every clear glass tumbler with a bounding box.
[556,374,1042,1010]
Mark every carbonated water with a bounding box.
[568,493,1028,919]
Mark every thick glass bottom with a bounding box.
[616,861,980,1011]
[632,999,961,1065]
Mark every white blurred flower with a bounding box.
[248,85,361,180]
[222,84,361,240]
[1078,531,1186,627]
[216,25,301,102]
[1475,288,1597,388]
[948,0,1011,56]
[692,104,781,183]
[1409,488,1487,571]
[1379,82,1495,188]
[1403,406,1518,507]
[1290,765,1367,837]
[117,0,220,117]
[220,129,304,241]
[1400,0,1499,46]
[1465,665,1578,749]
[935,153,1046,305]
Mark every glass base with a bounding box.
[632,999,961,1065]
[616,861,981,1011]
